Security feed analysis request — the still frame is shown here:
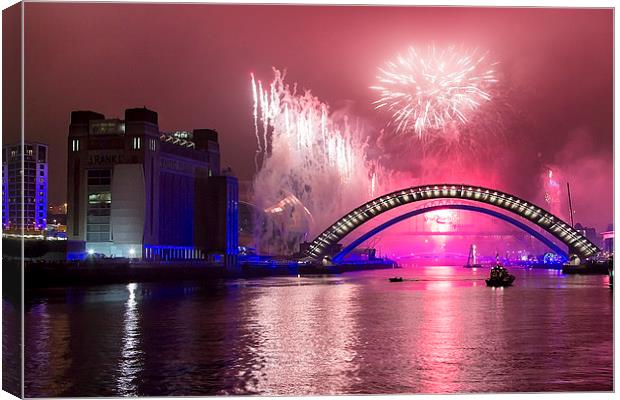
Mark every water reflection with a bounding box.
[2,299,22,396]
[417,280,464,393]
[238,279,360,395]
[23,266,613,396]
[25,301,71,395]
[116,283,143,396]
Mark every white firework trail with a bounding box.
[371,45,498,137]
[250,68,384,254]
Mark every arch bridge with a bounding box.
[303,184,600,261]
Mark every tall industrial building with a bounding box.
[2,142,48,232]
[66,107,238,260]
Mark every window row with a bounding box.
[87,169,111,186]
[86,223,110,233]
[86,232,111,242]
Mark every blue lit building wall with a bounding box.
[226,176,239,256]
[158,171,195,246]
[35,159,48,230]
[2,142,48,231]
[205,175,239,256]
[2,152,8,228]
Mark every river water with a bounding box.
[15,265,613,396]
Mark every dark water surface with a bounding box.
[18,265,612,396]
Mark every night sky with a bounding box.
[6,4,613,231]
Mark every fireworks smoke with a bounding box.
[251,68,384,254]
[542,167,563,218]
[371,45,498,137]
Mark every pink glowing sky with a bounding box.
[3,4,613,231]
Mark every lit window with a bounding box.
[132,137,142,150]
[72,139,80,152]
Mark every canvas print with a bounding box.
[1,2,614,398]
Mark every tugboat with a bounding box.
[485,254,516,287]
[389,277,404,282]
[463,244,483,268]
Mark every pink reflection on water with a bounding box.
[239,279,360,395]
[417,269,467,393]
[386,264,485,291]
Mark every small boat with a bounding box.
[485,264,516,287]
[463,244,484,268]
[389,277,404,282]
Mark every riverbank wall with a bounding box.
[11,258,397,289]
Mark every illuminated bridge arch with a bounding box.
[332,204,569,262]
[304,184,600,260]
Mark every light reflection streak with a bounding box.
[416,273,466,392]
[240,281,360,395]
[116,283,143,396]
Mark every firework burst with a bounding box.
[250,68,386,254]
[371,45,498,137]
[251,69,368,184]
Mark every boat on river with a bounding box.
[389,277,404,282]
[485,264,516,287]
